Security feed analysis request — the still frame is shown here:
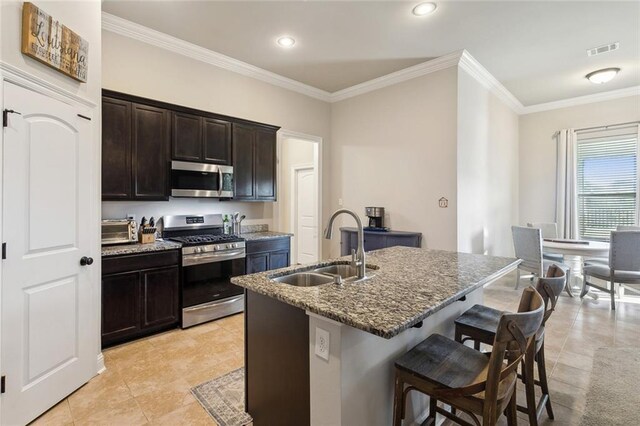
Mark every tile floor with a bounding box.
[31,272,640,425]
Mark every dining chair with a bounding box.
[393,287,545,426]
[527,222,564,263]
[581,230,640,310]
[512,226,571,293]
[454,265,567,426]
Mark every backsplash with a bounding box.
[102,199,274,232]
[241,224,269,233]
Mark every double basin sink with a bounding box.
[271,263,377,287]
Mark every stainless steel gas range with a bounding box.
[163,214,245,328]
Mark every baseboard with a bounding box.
[96,352,106,374]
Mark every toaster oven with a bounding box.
[101,219,137,245]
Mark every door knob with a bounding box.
[80,256,94,266]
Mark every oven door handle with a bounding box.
[183,296,244,313]
[218,168,223,194]
[182,250,246,266]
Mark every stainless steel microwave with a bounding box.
[101,219,137,245]
[170,161,234,198]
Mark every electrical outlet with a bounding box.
[338,198,343,206]
[315,327,330,361]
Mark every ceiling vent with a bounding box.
[587,42,620,57]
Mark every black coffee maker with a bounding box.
[365,207,388,231]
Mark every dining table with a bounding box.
[542,238,610,296]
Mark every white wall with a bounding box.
[519,95,640,225]
[1,1,102,104]
[329,67,459,256]
[457,68,519,256]
[101,31,332,245]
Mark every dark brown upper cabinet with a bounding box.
[102,90,278,202]
[232,124,277,202]
[203,118,232,164]
[171,113,232,165]
[102,97,132,200]
[132,104,170,200]
[102,94,170,201]
[172,112,202,162]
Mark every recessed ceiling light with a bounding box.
[277,36,296,48]
[412,2,437,16]
[585,67,620,84]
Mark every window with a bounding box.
[576,128,639,241]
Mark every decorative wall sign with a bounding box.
[21,2,88,82]
[439,197,448,208]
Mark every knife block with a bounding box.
[138,231,156,244]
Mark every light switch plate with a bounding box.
[315,327,330,361]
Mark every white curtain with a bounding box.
[555,129,579,239]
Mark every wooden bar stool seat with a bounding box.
[393,287,545,426]
[454,266,566,426]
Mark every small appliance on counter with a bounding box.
[364,207,389,231]
[101,219,137,245]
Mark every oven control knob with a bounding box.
[232,243,238,249]
[213,246,219,251]
[226,244,232,249]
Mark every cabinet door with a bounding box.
[203,118,232,164]
[172,112,202,162]
[246,253,269,274]
[132,103,170,200]
[102,271,140,346]
[102,97,132,199]
[269,250,290,270]
[364,234,386,252]
[232,124,255,200]
[255,128,277,200]
[141,266,179,329]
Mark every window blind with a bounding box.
[576,131,639,241]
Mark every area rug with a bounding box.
[581,347,640,426]
[191,368,253,426]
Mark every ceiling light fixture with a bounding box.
[276,36,296,48]
[585,67,620,84]
[412,2,437,16]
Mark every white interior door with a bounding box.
[1,82,96,425]
[294,167,318,264]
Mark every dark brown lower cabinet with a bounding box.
[102,250,180,347]
[245,290,310,425]
[245,238,291,274]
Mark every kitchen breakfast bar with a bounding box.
[231,246,520,426]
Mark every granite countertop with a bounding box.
[231,246,520,339]
[241,231,293,241]
[101,239,182,257]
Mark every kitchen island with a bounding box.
[231,246,520,426]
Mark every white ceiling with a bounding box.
[102,1,640,106]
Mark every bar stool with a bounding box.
[454,265,566,426]
[393,287,545,426]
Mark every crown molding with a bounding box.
[101,12,333,102]
[458,51,524,113]
[102,13,637,114]
[0,62,97,108]
[520,85,640,114]
[329,51,464,102]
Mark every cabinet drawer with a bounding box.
[246,238,290,254]
[102,250,180,275]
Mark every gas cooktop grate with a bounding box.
[168,234,244,245]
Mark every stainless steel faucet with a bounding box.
[323,209,366,279]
